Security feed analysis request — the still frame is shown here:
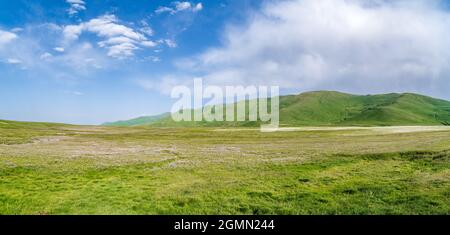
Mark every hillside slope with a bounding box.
[278,91,450,126]
[103,113,170,126]
[104,91,450,127]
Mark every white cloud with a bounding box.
[177,0,450,98]
[156,39,177,48]
[193,3,203,12]
[6,58,22,64]
[0,23,110,82]
[139,20,154,36]
[0,30,18,46]
[164,39,177,48]
[106,42,137,58]
[155,6,175,14]
[54,47,65,52]
[68,15,145,40]
[155,1,203,15]
[63,24,83,41]
[63,15,158,58]
[141,40,158,47]
[140,26,154,36]
[175,2,192,11]
[58,42,107,70]
[66,0,86,15]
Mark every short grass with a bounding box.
[0,122,449,214]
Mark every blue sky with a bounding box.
[1,0,450,124]
[0,0,262,124]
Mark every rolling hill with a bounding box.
[103,113,170,127]
[103,91,450,127]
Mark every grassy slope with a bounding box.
[278,91,450,126]
[114,91,450,127]
[278,91,363,126]
[103,113,170,127]
[344,93,450,125]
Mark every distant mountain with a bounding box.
[103,91,450,127]
[102,113,171,126]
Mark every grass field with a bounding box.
[0,120,449,214]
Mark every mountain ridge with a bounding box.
[103,113,171,127]
[103,91,450,127]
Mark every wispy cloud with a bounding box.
[161,39,177,48]
[0,23,110,81]
[66,0,86,15]
[63,14,158,59]
[139,22,154,37]
[155,1,203,15]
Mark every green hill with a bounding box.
[103,113,171,126]
[104,91,450,127]
[278,91,450,126]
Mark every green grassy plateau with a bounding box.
[104,91,450,127]
[0,120,449,214]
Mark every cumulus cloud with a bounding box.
[155,1,203,15]
[63,15,158,58]
[0,30,18,46]
[176,0,450,98]
[66,0,86,15]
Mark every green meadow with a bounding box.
[0,120,449,214]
